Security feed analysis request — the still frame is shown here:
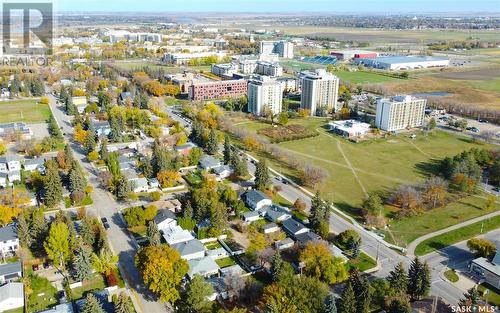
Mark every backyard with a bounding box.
[233,117,499,246]
[0,99,51,124]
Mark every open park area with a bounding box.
[111,60,211,73]
[0,99,51,124]
[233,117,499,246]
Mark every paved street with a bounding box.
[47,92,169,313]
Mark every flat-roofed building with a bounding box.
[375,95,426,131]
[355,55,449,71]
[328,120,371,139]
[211,63,238,77]
[260,40,294,59]
[248,76,283,116]
[300,69,340,116]
[189,79,247,101]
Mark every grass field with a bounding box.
[0,99,51,123]
[334,70,403,84]
[28,274,58,312]
[347,252,378,272]
[113,60,211,73]
[414,215,500,256]
[234,117,499,245]
[71,275,106,300]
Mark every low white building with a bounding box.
[0,224,19,258]
[188,257,220,279]
[154,209,177,232]
[172,239,206,260]
[162,225,194,245]
[328,120,371,139]
[0,282,24,312]
[242,190,272,211]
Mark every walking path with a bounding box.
[407,209,500,257]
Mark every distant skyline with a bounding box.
[56,0,499,13]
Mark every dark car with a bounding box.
[101,217,110,229]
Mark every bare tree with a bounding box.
[390,185,422,217]
[422,176,448,209]
[224,273,246,301]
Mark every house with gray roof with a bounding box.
[92,120,111,137]
[0,172,7,188]
[154,209,177,231]
[172,239,206,260]
[23,157,46,173]
[199,155,222,171]
[0,282,24,312]
[131,177,149,193]
[242,211,261,223]
[295,232,321,245]
[188,257,220,279]
[281,218,309,238]
[0,224,19,258]
[37,302,74,313]
[260,205,291,223]
[241,189,272,210]
[0,261,22,284]
[262,222,280,234]
[118,92,133,105]
[0,154,21,173]
[275,237,295,250]
[469,243,500,288]
[206,247,229,260]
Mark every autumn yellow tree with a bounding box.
[135,245,188,303]
[0,205,21,226]
[299,241,348,284]
[74,124,88,144]
[243,136,261,151]
[156,170,181,188]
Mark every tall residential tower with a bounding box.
[299,69,340,116]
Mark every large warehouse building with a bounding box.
[330,50,378,61]
[355,55,449,70]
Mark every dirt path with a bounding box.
[336,140,369,196]
[403,138,436,158]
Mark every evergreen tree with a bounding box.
[116,176,132,200]
[270,251,283,283]
[74,244,93,282]
[31,208,48,248]
[183,274,215,313]
[48,115,63,139]
[82,293,105,313]
[80,217,96,247]
[17,214,33,248]
[350,271,371,313]
[209,203,227,237]
[69,160,87,194]
[146,221,161,246]
[223,134,232,165]
[189,120,205,146]
[84,131,97,154]
[184,200,193,219]
[141,156,153,179]
[254,159,270,190]
[347,236,361,258]
[324,294,337,313]
[388,262,408,295]
[65,96,76,115]
[459,287,480,307]
[100,140,109,162]
[10,75,21,96]
[388,298,411,313]
[231,153,248,178]
[109,115,123,142]
[338,281,357,313]
[407,257,431,301]
[43,159,63,208]
[114,292,133,313]
[65,145,74,168]
[206,128,218,155]
[309,191,330,239]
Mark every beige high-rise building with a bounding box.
[248,76,283,116]
[375,95,426,131]
[299,69,340,116]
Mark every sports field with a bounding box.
[334,70,403,84]
[235,117,499,245]
[0,99,51,123]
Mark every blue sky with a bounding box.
[56,0,499,13]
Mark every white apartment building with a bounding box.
[256,61,283,77]
[259,40,294,59]
[375,95,427,131]
[211,63,239,77]
[300,69,340,116]
[248,76,283,116]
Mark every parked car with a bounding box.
[101,217,110,229]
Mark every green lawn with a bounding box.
[346,252,377,272]
[28,274,58,312]
[414,215,500,256]
[0,99,51,123]
[234,117,498,245]
[333,70,403,84]
[215,257,237,268]
[444,269,459,282]
[205,241,223,250]
[113,61,211,73]
[71,275,106,300]
[272,193,293,207]
[478,283,500,307]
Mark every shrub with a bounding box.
[106,271,118,287]
[150,191,161,201]
[257,124,318,143]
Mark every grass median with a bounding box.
[414,215,500,256]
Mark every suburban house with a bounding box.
[242,190,272,210]
[92,120,112,137]
[262,223,280,234]
[118,155,135,171]
[72,96,88,113]
[23,157,46,173]
[7,171,20,184]
[330,244,349,263]
[242,211,261,223]
[131,177,149,193]
[148,178,161,191]
[295,232,321,245]
[154,209,177,232]
[0,282,24,313]
[206,247,229,260]
[118,92,133,105]
[37,303,75,313]
[0,155,21,173]
[188,257,220,279]
[0,262,22,284]
[275,237,295,250]
[0,224,20,258]
[150,199,182,213]
[174,142,197,156]
[469,244,500,288]
[0,122,33,140]
[260,205,291,223]
[172,239,205,260]
[162,225,194,245]
[281,218,309,238]
[213,165,233,181]
[0,173,7,188]
[199,155,222,171]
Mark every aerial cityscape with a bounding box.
[0,0,499,312]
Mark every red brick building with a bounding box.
[188,79,248,101]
